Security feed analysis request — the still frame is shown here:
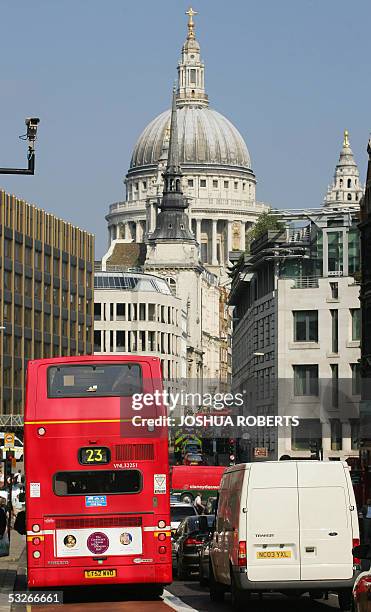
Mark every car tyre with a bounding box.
[177,556,188,581]
[338,589,352,611]
[180,493,193,504]
[209,562,224,601]
[231,571,246,609]
[199,559,207,586]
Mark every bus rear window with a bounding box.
[54,470,142,496]
[48,364,142,397]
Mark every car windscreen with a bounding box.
[187,515,215,532]
[48,364,142,397]
[54,470,142,495]
[171,506,196,521]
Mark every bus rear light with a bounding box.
[238,541,247,567]
[158,546,167,555]
[37,427,46,436]
[32,537,41,545]
[32,524,40,533]
[158,533,166,542]
[33,551,41,559]
[158,520,166,529]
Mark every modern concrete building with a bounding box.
[93,269,187,381]
[0,189,94,425]
[105,8,268,272]
[230,205,361,461]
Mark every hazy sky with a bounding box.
[1,0,370,257]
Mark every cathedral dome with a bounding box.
[129,106,252,172]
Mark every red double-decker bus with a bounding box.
[24,355,171,595]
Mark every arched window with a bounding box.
[347,193,352,201]
[339,179,343,188]
[347,179,352,188]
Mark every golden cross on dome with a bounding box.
[186,7,198,39]
[343,129,350,147]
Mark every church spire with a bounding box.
[323,129,363,207]
[148,88,196,243]
[176,7,208,108]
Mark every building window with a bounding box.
[167,277,177,296]
[94,330,101,352]
[44,254,51,273]
[142,181,147,190]
[212,180,218,188]
[293,365,319,396]
[330,419,342,451]
[117,303,125,320]
[291,418,321,451]
[347,179,352,188]
[188,179,194,187]
[234,181,238,190]
[116,331,125,351]
[200,179,206,188]
[330,310,338,353]
[94,303,101,321]
[351,363,361,395]
[293,311,318,342]
[351,308,361,341]
[330,364,339,408]
[224,180,229,189]
[330,282,338,299]
[328,231,343,274]
[347,193,352,201]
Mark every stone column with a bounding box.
[135,223,141,242]
[227,221,232,260]
[322,421,331,456]
[211,219,218,265]
[240,221,246,251]
[124,223,129,241]
[196,219,201,245]
[342,421,352,453]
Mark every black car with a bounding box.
[198,535,213,586]
[172,514,214,579]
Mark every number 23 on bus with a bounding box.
[24,355,171,594]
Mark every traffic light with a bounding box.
[5,451,15,480]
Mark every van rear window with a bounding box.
[54,470,142,496]
[48,364,142,398]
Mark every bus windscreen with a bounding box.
[47,364,142,398]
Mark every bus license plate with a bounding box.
[84,569,117,578]
[256,551,291,559]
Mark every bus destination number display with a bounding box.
[79,447,110,465]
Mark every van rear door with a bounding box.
[297,462,353,581]
[247,462,300,582]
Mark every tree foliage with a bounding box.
[245,212,285,253]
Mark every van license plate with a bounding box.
[84,569,117,578]
[256,551,291,559]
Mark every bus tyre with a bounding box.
[143,585,164,599]
[209,563,224,602]
[180,493,193,504]
[338,589,352,611]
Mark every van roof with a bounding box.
[224,460,349,473]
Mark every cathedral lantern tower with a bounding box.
[177,8,208,108]
[324,130,364,207]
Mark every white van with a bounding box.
[210,461,359,610]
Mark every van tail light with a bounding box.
[354,575,371,596]
[353,538,360,565]
[238,541,247,567]
[184,536,204,546]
